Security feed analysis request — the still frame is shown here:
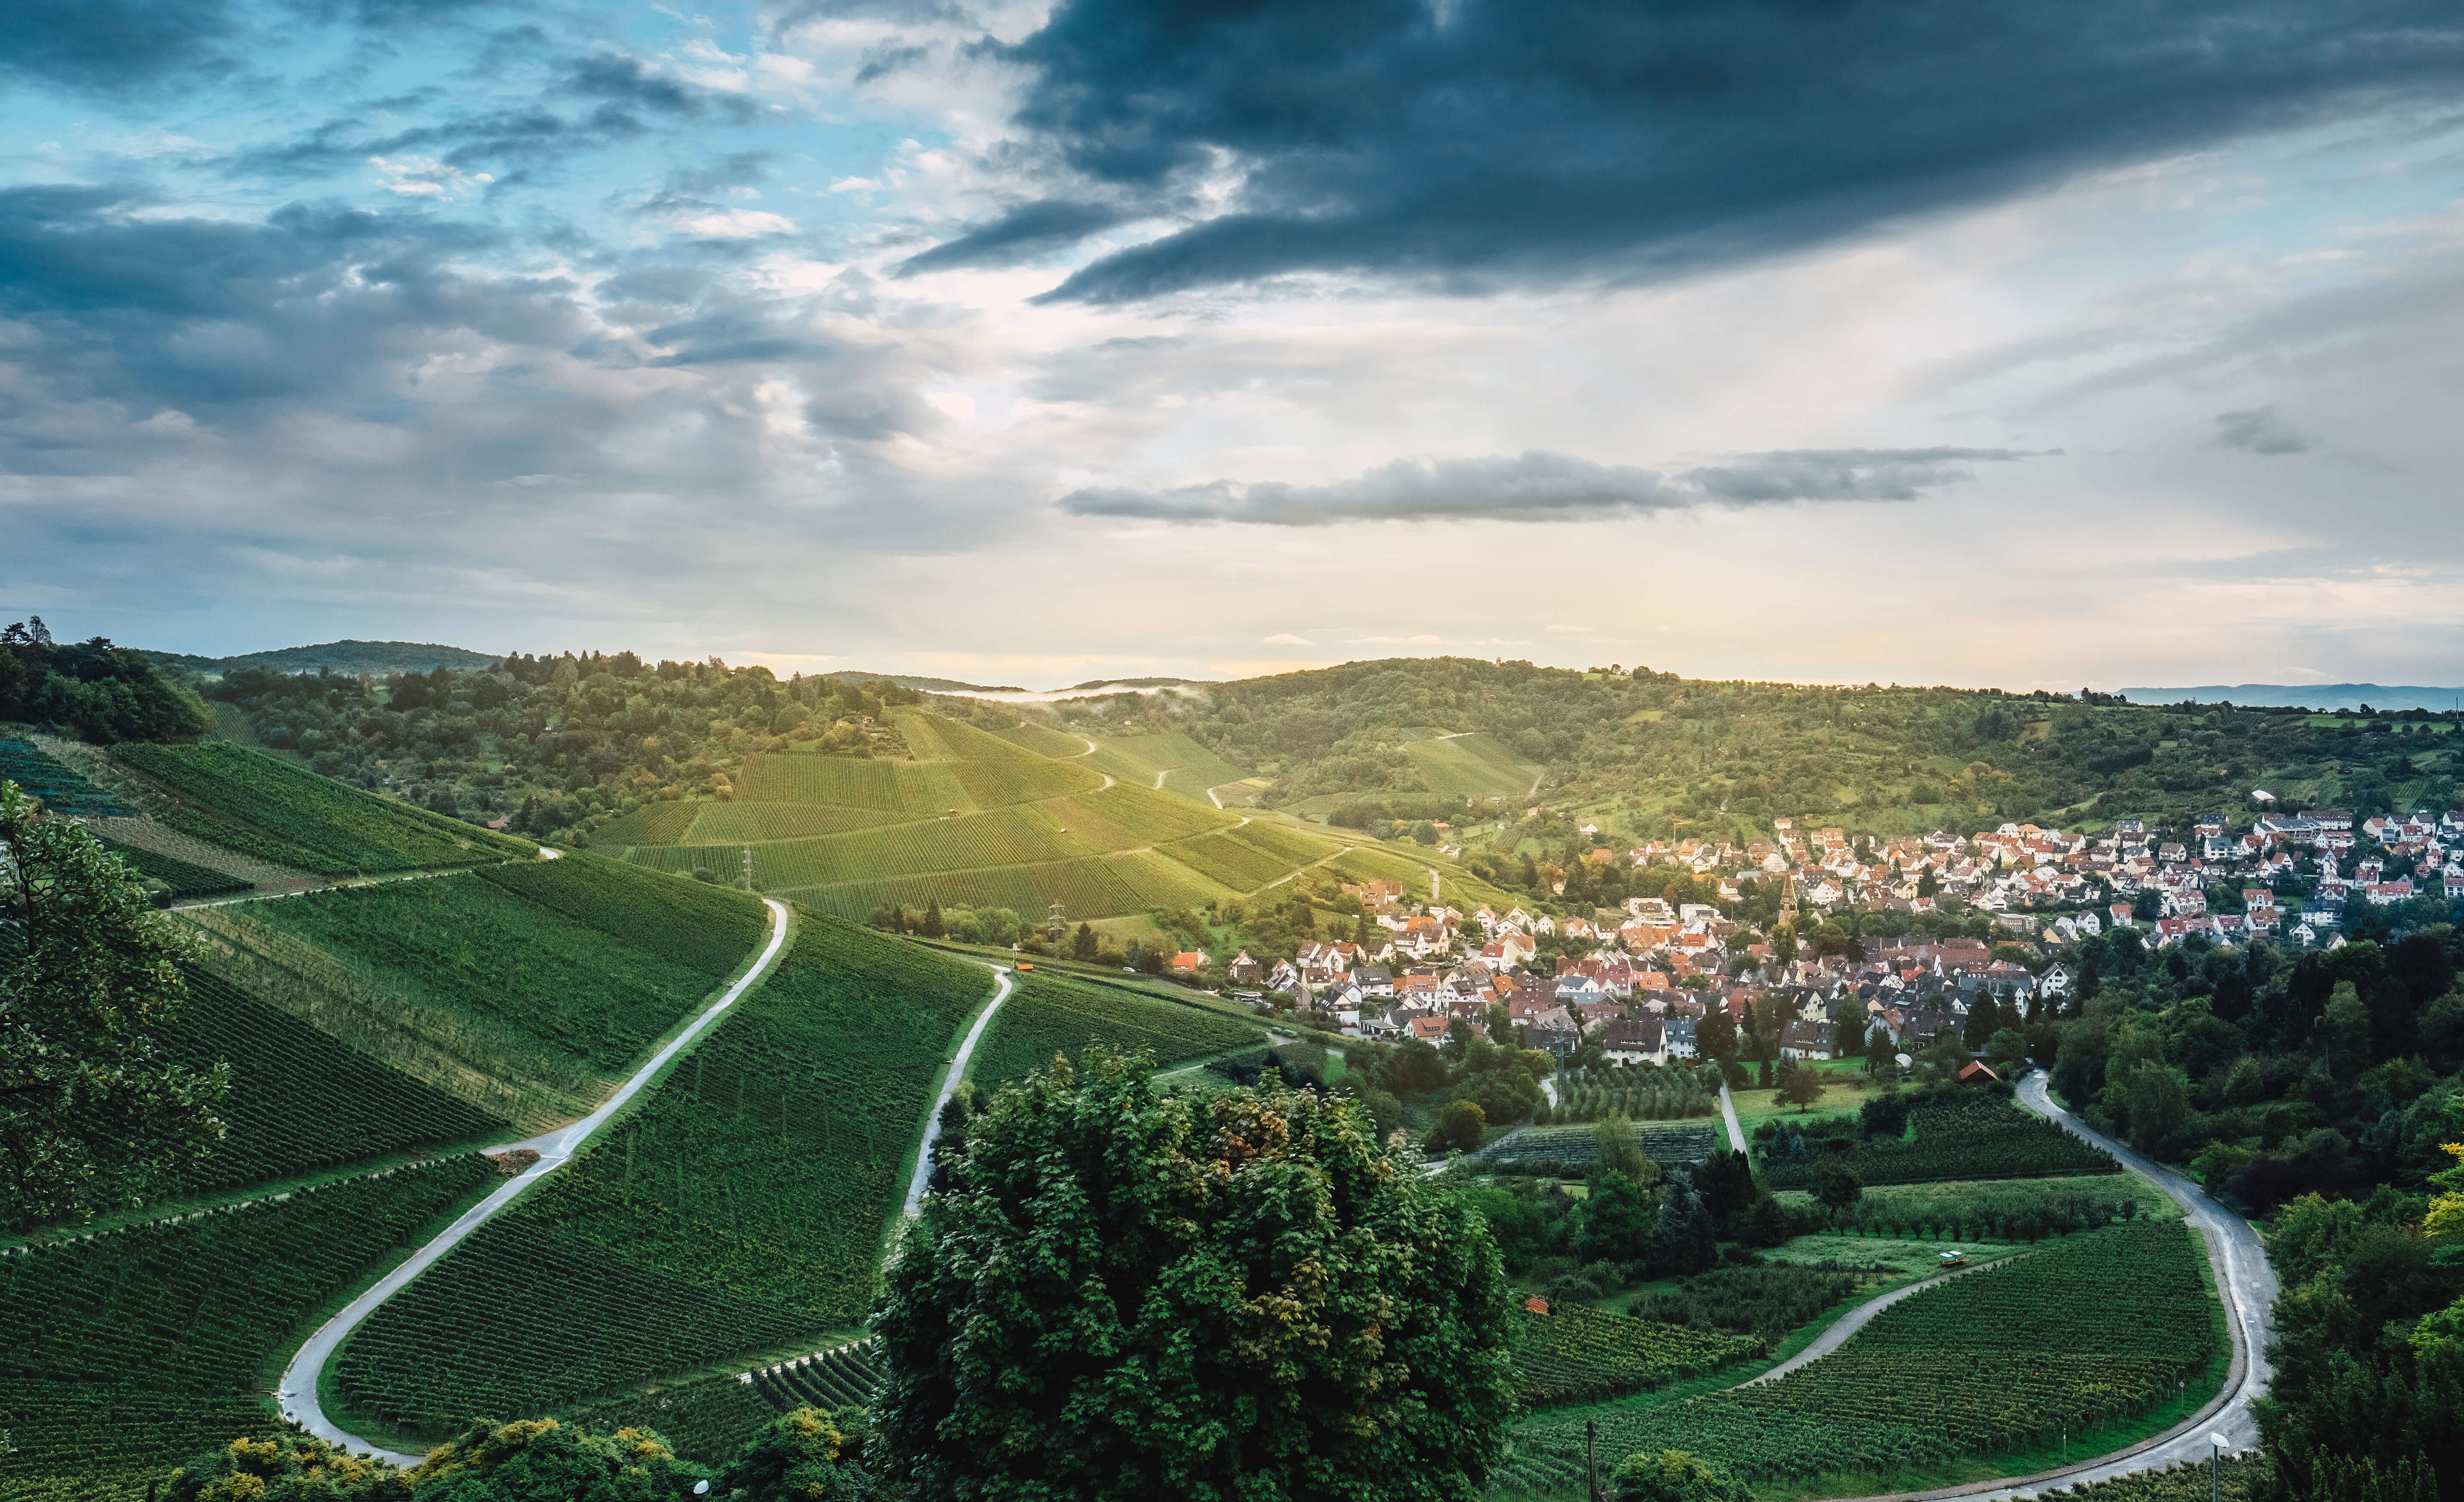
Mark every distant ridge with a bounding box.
[1064,677,1209,691]
[145,639,501,677]
[2119,682,2464,712]
[823,671,1030,694]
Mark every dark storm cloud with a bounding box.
[934,0,2464,303]
[1059,447,2035,525]
[565,53,756,123]
[2212,405,2314,455]
[897,200,1135,274]
[4,0,241,95]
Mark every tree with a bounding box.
[1435,1097,1490,1152]
[875,1050,1518,1501]
[1614,1448,1752,1502]
[1591,1112,1657,1185]
[1778,1063,1827,1112]
[921,900,945,938]
[165,1433,410,1502]
[1769,923,1798,967]
[1,780,227,1230]
[1985,1027,2030,1074]
[722,1406,868,1501]
[1071,922,1098,960]
[1648,1170,1717,1276]
[1812,1156,1863,1213]
[1574,1164,1659,1263]
[402,1417,712,1498]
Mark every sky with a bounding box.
[6,0,2464,691]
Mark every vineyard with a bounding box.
[1475,1121,1721,1173]
[1538,1065,1720,1123]
[0,738,138,816]
[328,915,991,1441]
[1500,1221,2222,1495]
[970,971,1264,1087]
[1512,1304,1758,1408]
[1759,1090,2117,1189]
[110,741,534,873]
[1800,1176,2173,1243]
[771,856,1153,925]
[1161,827,1326,891]
[1079,731,1253,804]
[1635,1263,1866,1343]
[94,835,252,897]
[153,970,515,1197]
[1399,730,1541,801]
[0,1155,498,1502]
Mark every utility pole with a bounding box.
[1586,1420,1600,1502]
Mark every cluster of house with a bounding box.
[1225,874,2046,1062]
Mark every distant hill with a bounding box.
[147,639,501,678]
[2120,683,2464,712]
[823,671,1029,694]
[1063,677,1210,691]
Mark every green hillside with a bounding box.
[0,1157,500,1502]
[328,912,993,1450]
[1399,728,1543,800]
[594,710,1405,921]
[970,971,1264,1087]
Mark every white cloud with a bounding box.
[1262,631,1311,644]
[368,156,493,197]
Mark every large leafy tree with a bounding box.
[875,1049,1516,1501]
[0,780,227,1229]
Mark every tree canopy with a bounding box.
[874,1048,1517,1501]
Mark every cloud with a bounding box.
[899,200,1135,274]
[1261,632,1311,644]
[4,0,240,96]
[973,0,2464,303]
[1059,447,2039,526]
[2212,405,2314,455]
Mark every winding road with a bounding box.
[901,963,1013,1217]
[1798,1071,2273,1502]
[275,898,795,1467]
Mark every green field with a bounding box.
[970,971,1264,1087]
[328,912,993,1448]
[601,718,1367,920]
[1499,1221,2222,1496]
[0,1156,499,1502]
[1512,1303,1759,1408]
[1400,730,1542,801]
[181,856,769,1128]
[110,741,533,873]
[1758,1092,2117,1189]
[93,834,253,897]
[1080,731,1254,804]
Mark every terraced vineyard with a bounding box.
[0,1156,498,1502]
[182,856,768,1128]
[328,914,992,1445]
[1543,1066,1721,1123]
[94,834,252,897]
[0,738,138,816]
[111,741,533,873]
[1759,1090,2117,1189]
[1476,1121,1721,1173]
[971,971,1264,1086]
[155,971,515,1195]
[1501,1221,2222,1495]
[1079,731,1253,804]
[1512,1304,1758,1407]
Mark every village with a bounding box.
[1222,805,2464,1065]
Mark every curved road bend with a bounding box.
[277,898,794,1467]
[901,962,1013,1217]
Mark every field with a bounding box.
[328,914,992,1445]
[599,718,1388,920]
[1399,730,1542,801]
[1782,1175,2179,1244]
[181,856,769,1128]
[0,738,138,816]
[970,971,1264,1087]
[111,741,534,873]
[94,834,253,897]
[153,971,516,1197]
[1499,1221,2222,1496]
[0,1155,498,1502]
[1758,1092,2117,1189]
[1542,1066,1719,1123]
[1079,731,1254,804]
[1512,1304,1758,1408]
[1634,1264,1866,1344]
[1475,1121,1721,1173]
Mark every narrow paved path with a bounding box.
[902,963,1013,1217]
[276,898,794,1466]
[1740,1254,2022,1387]
[1717,1084,1747,1152]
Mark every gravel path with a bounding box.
[1717,1084,1747,1152]
[274,897,793,1466]
[902,962,1013,1217]
[1740,1253,2022,1388]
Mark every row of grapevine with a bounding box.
[0,1156,497,1502]
[328,915,992,1443]
[1760,1091,2117,1189]
[776,856,1148,924]
[1541,1069,1718,1123]
[1106,848,1239,910]
[1476,1122,1720,1172]
[0,738,138,816]
[1019,783,1233,851]
[111,742,533,873]
[735,754,970,813]
[1809,1177,2160,1244]
[1500,1222,2221,1494]
[1160,829,1310,892]
[1511,1304,1758,1408]
[949,755,1106,808]
[151,970,515,1198]
[748,1339,885,1414]
[970,972,1264,1087]
[682,802,912,843]
[94,835,252,897]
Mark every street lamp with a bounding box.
[2208,1432,2230,1502]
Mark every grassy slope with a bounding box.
[1401,730,1542,800]
[327,912,992,1450]
[970,970,1265,1087]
